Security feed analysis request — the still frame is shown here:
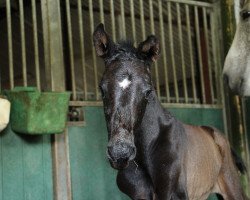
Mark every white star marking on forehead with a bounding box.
[118,78,131,89]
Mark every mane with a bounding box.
[105,40,148,65]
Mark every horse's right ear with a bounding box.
[240,0,246,8]
[137,35,160,62]
[93,23,112,58]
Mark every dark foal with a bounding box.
[93,24,248,200]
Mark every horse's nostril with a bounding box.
[107,146,115,160]
[131,146,136,155]
[240,79,243,87]
[129,146,137,160]
[107,144,136,162]
[239,78,245,92]
[223,73,229,86]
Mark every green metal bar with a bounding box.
[31,0,41,91]
[19,0,27,86]
[194,6,206,103]
[149,0,160,98]
[213,2,224,105]
[130,0,136,44]
[69,100,223,109]
[211,7,219,104]
[120,0,126,38]
[221,0,236,53]
[66,0,76,100]
[139,0,146,40]
[77,0,87,100]
[6,0,14,89]
[217,7,225,105]
[203,7,214,103]
[164,0,213,8]
[158,0,170,102]
[148,0,155,35]
[241,98,250,196]
[99,0,104,24]
[167,1,179,103]
[47,0,65,89]
[110,0,116,42]
[185,5,197,103]
[42,1,70,200]
[177,3,188,103]
[89,0,99,100]
[216,2,229,137]
[41,0,52,90]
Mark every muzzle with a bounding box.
[107,141,136,170]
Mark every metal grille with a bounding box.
[0,0,45,91]
[0,0,224,106]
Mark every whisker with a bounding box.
[133,160,138,174]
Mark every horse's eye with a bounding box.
[145,89,152,99]
[240,10,250,20]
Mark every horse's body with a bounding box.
[185,125,241,199]
[223,0,250,95]
[117,97,246,200]
[93,23,248,200]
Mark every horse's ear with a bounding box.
[93,23,112,57]
[240,0,246,8]
[137,35,160,62]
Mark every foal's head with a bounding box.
[93,24,160,170]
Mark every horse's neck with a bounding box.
[144,91,173,126]
[135,91,174,157]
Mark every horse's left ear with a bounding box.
[93,23,113,58]
[137,35,160,62]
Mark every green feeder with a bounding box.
[5,87,70,135]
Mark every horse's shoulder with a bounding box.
[162,109,177,124]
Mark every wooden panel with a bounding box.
[168,107,224,131]
[68,106,223,199]
[68,107,128,200]
[0,126,53,200]
[1,126,23,200]
[0,107,222,200]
